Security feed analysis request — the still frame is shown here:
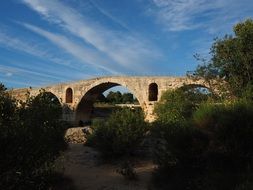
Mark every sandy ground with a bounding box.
[55,144,155,190]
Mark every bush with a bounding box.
[153,98,253,190]
[86,108,149,158]
[116,160,138,180]
[153,122,208,167]
[194,101,253,167]
[154,87,210,125]
[18,89,62,129]
[152,88,253,189]
[154,89,192,124]
[0,85,68,189]
[151,120,209,190]
[152,88,210,189]
[242,83,253,101]
[192,102,226,130]
[191,100,253,189]
[0,84,17,129]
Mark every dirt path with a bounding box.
[56,144,155,190]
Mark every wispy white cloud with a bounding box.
[22,23,121,74]
[0,64,60,87]
[21,0,161,72]
[0,27,115,79]
[0,30,73,67]
[0,62,96,88]
[5,72,13,77]
[150,0,253,32]
[0,64,63,81]
[88,0,131,31]
[0,29,96,82]
[0,78,35,87]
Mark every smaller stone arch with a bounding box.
[149,83,158,101]
[66,88,73,103]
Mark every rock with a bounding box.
[82,126,93,135]
[65,127,89,143]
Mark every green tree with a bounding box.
[0,84,17,128]
[106,91,122,104]
[154,87,209,125]
[86,108,148,158]
[0,85,67,189]
[20,89,62,128]
[191,19,253,98]
[152,88,209,190]
[122,93,134,103]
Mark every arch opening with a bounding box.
[149,83,158,101]
[33,91,62,119]
[178,84,215,102]
[66,88,73,103]
[34,91,61,105]
[75,82,141,126]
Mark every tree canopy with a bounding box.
[191,19,253,98]
[104,91,137,104]
[0,84,67,189]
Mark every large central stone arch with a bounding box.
[75,81,143,124]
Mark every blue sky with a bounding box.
[0,0,253,88]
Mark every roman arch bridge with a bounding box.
[9,76,214,124]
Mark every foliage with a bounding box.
[0,84,68,190]
[86,108,148,158]
[191,19,253,97]
[19,89,62,129]
[152,88,210,189]
[241,82,253,101]
[122,93,134,103]
[152,116,209,189]
[154,89,193,124]
[192,100,253,189]
[192,102,225,129]
[116,160,138,180]
[153,123,208,167]
[154,87,210,125]
[105,91,136,104]
[106,91,123,104]
[0,84,17,128]
[152,86,253,189]
[194,100,253,164]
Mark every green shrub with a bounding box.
[0,85,68,189]
[153,122,208,166]
[116,160,138,180]
[242,83,253,101]
[193,102,226,129]
[193,101,253,161]
[192,100,253,189]
[18,89,62,130]
[0,84,17,129]
[152,121,209,190]
[152,89,253,189]
[153,88,209,167]
[152,99,253,190]
[86,108,149,158]
[154,88,209,125]
[155,89,191,124]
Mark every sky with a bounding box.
[0,0,253,89]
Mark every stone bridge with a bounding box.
[9,76,212,124]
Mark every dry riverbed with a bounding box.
[54,144,155,190]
